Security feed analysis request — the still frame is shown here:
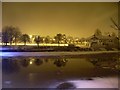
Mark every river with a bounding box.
[2,53,119,89]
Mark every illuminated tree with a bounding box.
[34,36,41,47]
[20,34,30,45]
[54,33,63,45]
[67,36,74,44]
[54,33,67,45]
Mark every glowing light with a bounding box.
[30,61,33,65]
[0,43,68,46]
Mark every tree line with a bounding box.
[1,26,72,47]
[2,26,30,46]
[1,18,119,47]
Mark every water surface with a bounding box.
[2,55,118,88]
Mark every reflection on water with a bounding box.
[20,58,30,67]
[2,58,20,74]
[2,56,118,88]
[54,58,68,67]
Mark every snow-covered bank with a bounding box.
[52,77,118,88]
[1,51,119,57]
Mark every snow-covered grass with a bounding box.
[1,51,119,57]
[52,77,118,88]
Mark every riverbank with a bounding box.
[1,45,119,52]
[1,45,91,52]
[1,51,119,57]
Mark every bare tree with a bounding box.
[110,18,120,31]
[110,18,120,38]
[110,18,120,49]
[2,26,21,46]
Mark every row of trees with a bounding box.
[1,26,118,47]
[2,26,47,47]
[1,26,77,47]
[2,26,30,46]
[1,18,119,47]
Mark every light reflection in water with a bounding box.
[30,61,33,65]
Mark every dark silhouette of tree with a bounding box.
[2,26,21,46]
[110,18,120,31]
[34,36,41,47]
[20,34,30,45]
[34,58,43,66]
[13,27,22,45]
[44,36,51,44]
[111,18,120,37]
[110,18,120,48]
[54,33,63,45]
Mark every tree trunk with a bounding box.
[58,41,60,46]
[24,42,26,46]
[118,30,120,49]
[10,41,12,46]
[5,42,7,46]
[38,44,39,48]
[15,38,17,45]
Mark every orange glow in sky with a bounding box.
[2,2,118,38]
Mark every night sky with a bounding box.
[2,2,118,38]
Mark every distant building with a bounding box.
[86,34,119,50]
[76,38,91,48]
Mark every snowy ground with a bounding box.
[0,51,119,57]
[52,77,118,88]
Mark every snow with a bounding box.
[53,77,118,88]
[0,51,119,57]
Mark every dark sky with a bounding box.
[2,2,118,38]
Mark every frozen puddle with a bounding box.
[55,77,118,88]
